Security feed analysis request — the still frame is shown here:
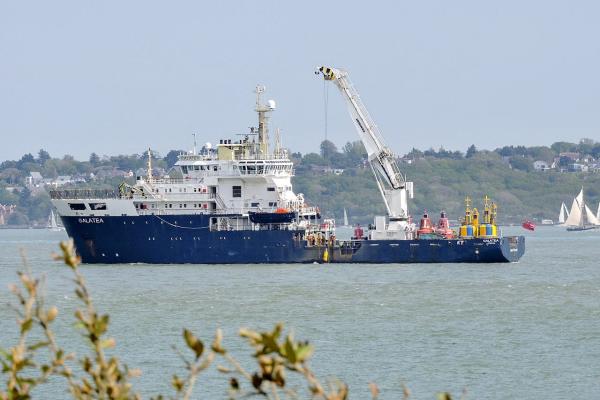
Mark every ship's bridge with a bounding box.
[175,140,294,179]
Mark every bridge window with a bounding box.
[232,186,242,198]
[89,203,107,210]
[69,203,86,210]
[181,166,188,174]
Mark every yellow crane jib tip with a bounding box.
[318,66,337,80]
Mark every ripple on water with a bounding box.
[0,228,599,399]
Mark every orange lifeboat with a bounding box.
[435,211,455,239]
[417,212,434,237]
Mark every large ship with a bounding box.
[51,69,525,264]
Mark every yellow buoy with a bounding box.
[322,248,329,263]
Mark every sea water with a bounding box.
[0,227,599,399]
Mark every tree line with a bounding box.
[1,138,599,226]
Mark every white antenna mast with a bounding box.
[255,85,275,156]
[147,148,153,184]
[274,128,282,157]
[192,133,197,155]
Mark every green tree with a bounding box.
[0,168,22,184]
[89,152,100,166]
[466,144,477,158]
[551,141,577,154]
[0,187,19,204]
[320,140,338,160]
[27,192,51,221]
[302,152,327,166]
[37,149,51,164]
[17,153,35,168]
[342,141,367,167]
[164,150,185,168]
[7,210,29,225]
[406,148,424,159]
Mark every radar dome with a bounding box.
[205,142,212,149]
[267,99,276,110]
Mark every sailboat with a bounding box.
[47,210,65,232]
[557,202,569,225]
[343,208,349,227]
[564,188,600,231]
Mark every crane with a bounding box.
[318,66,414,238]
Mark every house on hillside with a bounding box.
[569,163,589,172]
[93,168,132,180]
[0,204,17,225]
[25,172,43,187]
[72,174,88,184]
[533,160,550,171]
[589,163,600,172]
[559,152,580,162]
[53,176,73,187]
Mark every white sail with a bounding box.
[558,202,567,224]
[343,208,349,226]
[564,189,584,227]
[585,205,600,226]
[47,210,64,231]
[50,210,58,228]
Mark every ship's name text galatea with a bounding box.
[78,218,104,224]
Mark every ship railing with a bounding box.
[298,206,319,215]
[144,177,206,185]
[49,189,120,200]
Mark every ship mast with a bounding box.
[255,85,276,156]
[147,148,152,184]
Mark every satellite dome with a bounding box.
[205,142,212,149]
[267,99,276,110]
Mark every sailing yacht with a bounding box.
[47,210,65,232]
[564,188,600,231]
[343,208,349,227]
[557,202,569,226]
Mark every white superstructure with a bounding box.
[51,86,321,229]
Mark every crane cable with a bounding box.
[323,78,329,144]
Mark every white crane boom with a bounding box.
[319,66,413,224]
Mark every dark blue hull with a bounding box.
[61,215,525,264]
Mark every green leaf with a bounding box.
[27,341,50,351]
[284,337,296,364]
[21,318,33,334]
[172,374,184,392]
[295,343,314,362]
[183,329,204,359]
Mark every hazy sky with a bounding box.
[1,0,599,161]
